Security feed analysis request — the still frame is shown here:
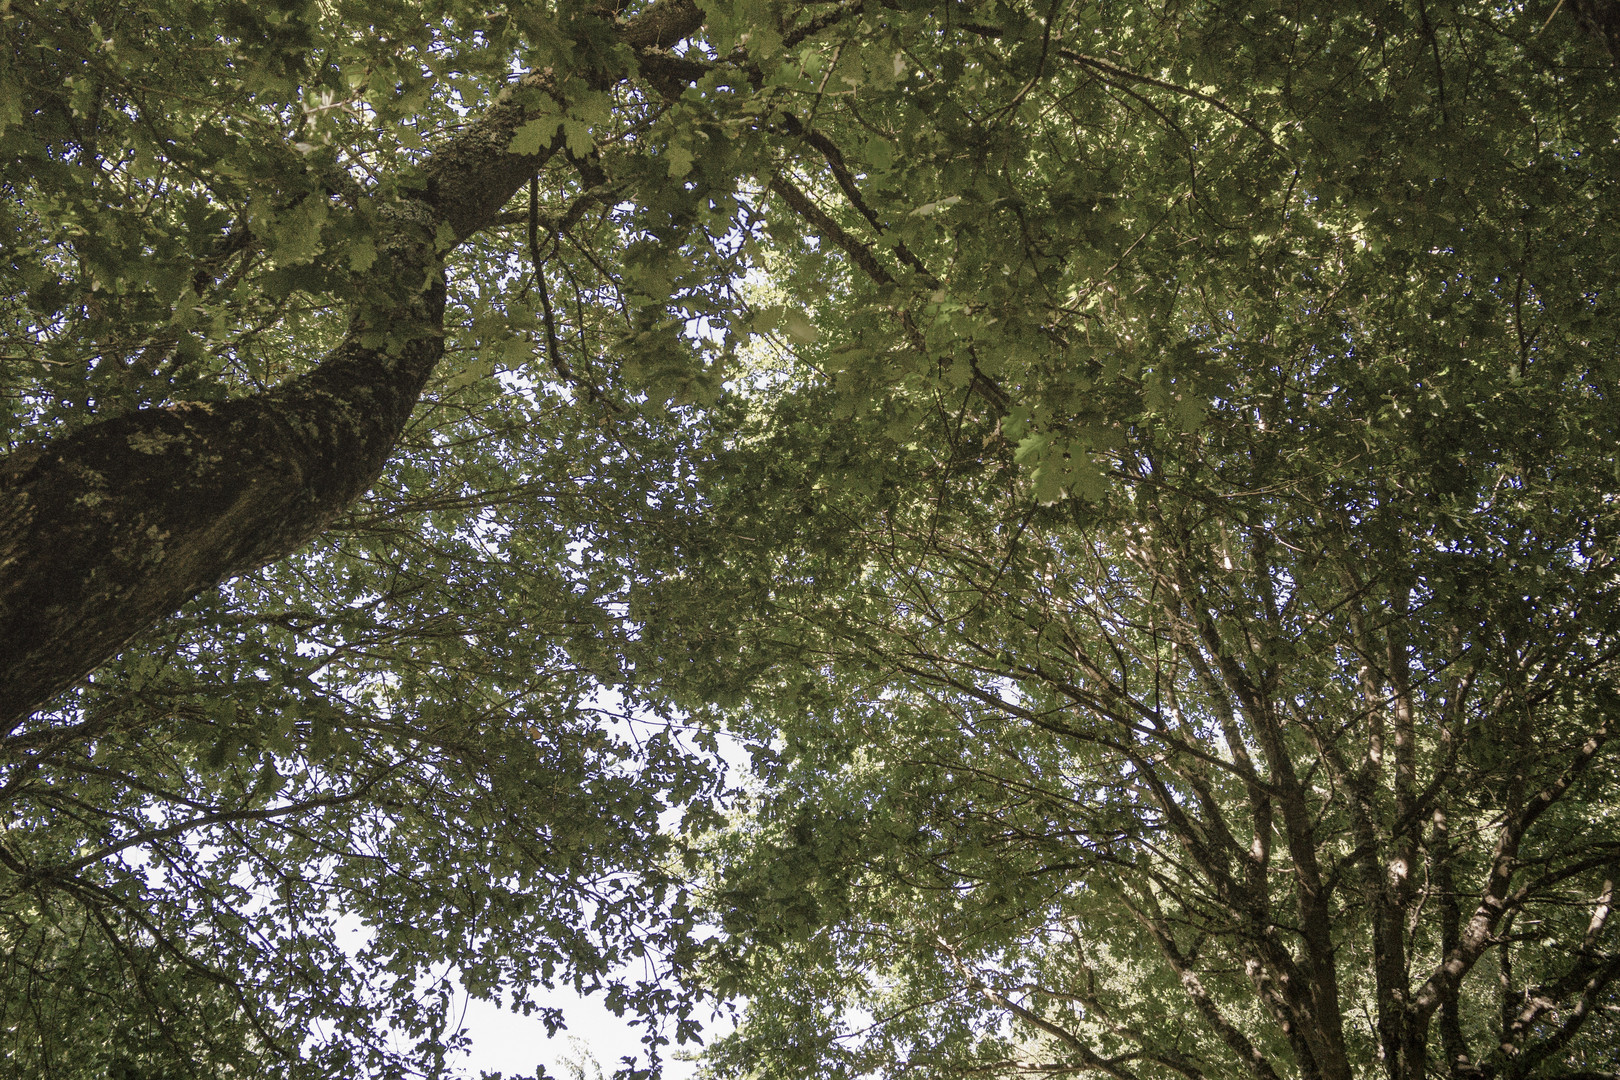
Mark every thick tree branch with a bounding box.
[1411,711,1615,1022]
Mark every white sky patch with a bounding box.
[458,983,721,1080]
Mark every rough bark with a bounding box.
[0,281,443,728]
[0,0,704,728]
[1570,0,1620,64]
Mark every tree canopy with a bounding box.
[3,0,1619,1078]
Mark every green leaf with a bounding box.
[667,142,695,178]
[783,310,818,344]
[348,235,378,273]
[510,117,559,156]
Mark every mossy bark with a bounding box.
[0,0,704,726]
[0,271,447,727]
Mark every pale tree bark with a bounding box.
[0,0,704,728]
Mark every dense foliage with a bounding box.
[3,0,1618,1078]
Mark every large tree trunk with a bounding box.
[0,0,703,728]
[0,282,444,728]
